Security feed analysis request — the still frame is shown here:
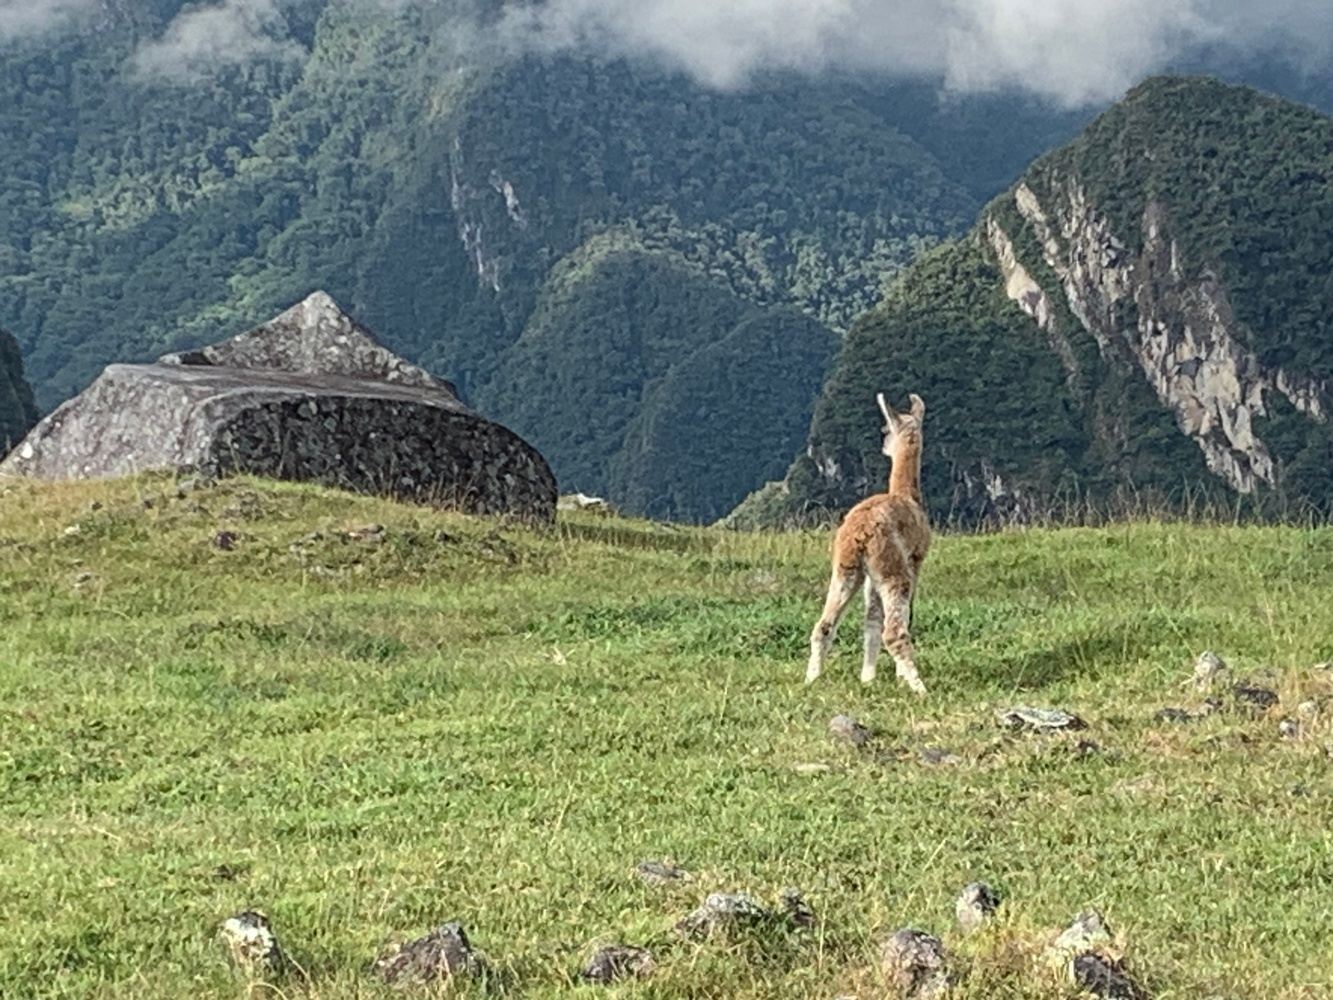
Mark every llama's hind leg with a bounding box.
[806,569,862,683]
[861,578,884,684]
[880,584,925,696]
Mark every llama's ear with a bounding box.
[877,392,900,431]
[909,394,925,422]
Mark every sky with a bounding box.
[2,0,1331,104]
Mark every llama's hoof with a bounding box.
[804,671,820,685]
[860,674,876,685]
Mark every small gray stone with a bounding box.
[581,945,655,984]
[1194,651,1228,690]
[635,860,690,884]
[1053,909,1113,957]
[213,530,239,551]
[918,747,961,767]
[374,922,483,986]
[1296,700,1320,720]
[879,928,948,999]
[1278,718,1302,739]
[955,882,1001,933]
[675,892,771,939]
[998,705,1086,731]
[1071,952,1149,1000]
[779,888,816,929]
[219,910,286,977]
[1231,684,1279,714]
[829,714,874,747]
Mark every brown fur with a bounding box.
[805,392,932,693]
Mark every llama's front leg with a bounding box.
[880,586,925,696]
[806,570,861,683]
[861,579,884,684]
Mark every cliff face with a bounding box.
[989,180,1327,496]
[749,76,1333,526]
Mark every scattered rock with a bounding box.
[676,892,771,939]
[581,944,655,984]
[213,530,239,551]
[879,928,948,999]
[635,860,691,885]
[1052,909,1114,958]
[997,705,1086,732]
[557,493,616,515]
[374,922,484,987]
[344,523,386,543]
[918,747,961,767]
[1296,700,1320,720]
[219,910,286,977]
[1231,684,1279,714]
[73,571,96,587]
[779,888,816,929]
[955,882,1002,933]
[1071,952,1150,1000]
[829,714,874,747]
[1193,651,1228,690]
[1278,718,1302,740]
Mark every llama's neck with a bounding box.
[887,445,922,505]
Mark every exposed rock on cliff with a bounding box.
[747,76,1333,526]
[1,293,556,521]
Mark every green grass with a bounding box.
[2,476,1331,999]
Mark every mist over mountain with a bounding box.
[3,0,1332,520]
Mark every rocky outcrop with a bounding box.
[1,328,38,453]
[990,182,1328,494]
[1,293,556,521]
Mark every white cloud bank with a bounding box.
[132,0,305,82]
[0,0,101,41]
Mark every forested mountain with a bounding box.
[0,327,37,452]
[0,0,1091,520]
[742,77,1333,526]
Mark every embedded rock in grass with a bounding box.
[997,706,1086,732]
[918,747,961,767]
[955,882,1002,933]
[219,910,286,977]
[374,922,484,987]
[1231,684,1279,714]
[557,493,616,515]
[1,292,556,522]
[635,860,691,884]
[1072,952,1150,999]
[879,928,948,999]
[676,892,771,938]
[780,888,817,929]
[1193,651,1228,690]
[1296,700,1320,720]
[830,714,874,747]
[581,944,656,984]
[1278,718,1302,739]
[1052,909,1114,957]
[213,530,239,551]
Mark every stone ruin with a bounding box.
[0,292,557,521]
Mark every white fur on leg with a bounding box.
[806,571,861,683]
[861,578,884,684]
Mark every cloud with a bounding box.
[132,0,307,82]
[0,0,100,42]
[499,0,1333,106]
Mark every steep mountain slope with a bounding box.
[0,328,38,452]
[0,0,991,519]
[753,77,1333,525]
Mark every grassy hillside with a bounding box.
[2,476,1331,998]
